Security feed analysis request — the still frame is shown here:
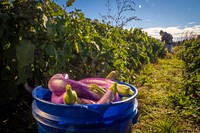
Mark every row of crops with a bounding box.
[0,0,165,105]
[175,38,200,123]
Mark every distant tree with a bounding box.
[100,0,140,28]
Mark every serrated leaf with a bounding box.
[16,40,35,68]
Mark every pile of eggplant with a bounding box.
[48,71,134,104]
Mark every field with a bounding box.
[1,46,199,133]
[1,1,199,132]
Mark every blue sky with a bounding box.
[57,0,200,40]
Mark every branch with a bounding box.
[100,0,140,27]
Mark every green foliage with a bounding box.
[182,39,200,122]
[66,0,75,7]
[0,0,165,105]
[170,39,200,123]
[153,117,181,133]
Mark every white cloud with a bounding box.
[188,21,196,25]
[142,25,200,41]
[146,19,151,22]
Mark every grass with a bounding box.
[132,46,199,133]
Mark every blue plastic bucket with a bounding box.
[32,82,138,133]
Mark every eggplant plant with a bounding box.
[0,0,165,106]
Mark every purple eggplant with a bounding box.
[113,93,121,102]
[51,92,96,104]
[78,98,96,104]
[78,78,113,88]
[79,78,134,96]
[51,93,64,104]
[48,75,101,101]
[50,73,69,80]
[96,82,117,104]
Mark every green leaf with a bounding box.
[16,40,35,68]
[63,43,71,55]
[66,0,75,7]
[17,66,33,84]
[91,41,100,51]
[45,44,57,58]
[74,42,79,53]
[48,68,55,76]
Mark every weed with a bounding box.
[153,117,181,133]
